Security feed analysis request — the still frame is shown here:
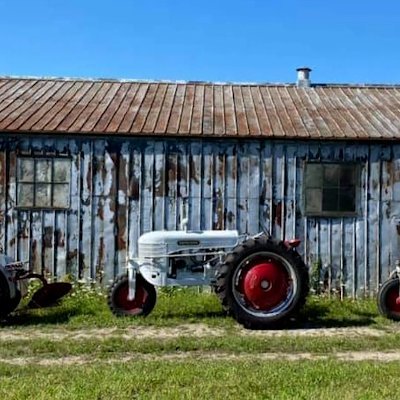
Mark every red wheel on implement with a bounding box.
[108,274,156,317]
[378,278,400,321]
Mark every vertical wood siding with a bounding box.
[1,135,400,296]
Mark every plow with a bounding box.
[0,254,71,318]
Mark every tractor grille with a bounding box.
[138,242,167,259]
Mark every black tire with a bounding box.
[108,274,156,317]
[0,272,20,318]
[377,278,400,321]
[215,235,309,329]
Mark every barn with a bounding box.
[0,68,399,297]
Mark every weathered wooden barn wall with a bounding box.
[0,135,399,297]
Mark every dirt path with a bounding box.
[1,324,399,365]
[2,350,400,366]
[0,324,393,342]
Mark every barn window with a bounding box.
[304,163,359,216]
[16,157,71,209]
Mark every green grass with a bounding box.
[1,286,398,357]
[2,285,390,329]
[1,360,400,399]
[1,286,400,399]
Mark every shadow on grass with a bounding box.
[0,290,380,330]
[243,301,378,331]
[297,303,376,329]
[1,306,83,327]
[151,309,227,320]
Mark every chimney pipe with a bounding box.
[296,67,312,88]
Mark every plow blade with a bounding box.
[28,282,72,309]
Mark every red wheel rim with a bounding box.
[115,282,148,315]
[386,285,400,314]
[241,261,289,310]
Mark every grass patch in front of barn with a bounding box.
[0,285,399,357]
[2,284,390,329]
[1,286,400,399]
[1,359,400,400]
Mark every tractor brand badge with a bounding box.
[177,240,201,246]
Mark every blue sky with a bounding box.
[1,1,399,84]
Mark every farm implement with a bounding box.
[0,254,72,318]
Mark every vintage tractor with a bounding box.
[108,227,309,329]
[0,254,72,318]
[378,260,400,321]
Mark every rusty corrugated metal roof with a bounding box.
[1,76,400,140]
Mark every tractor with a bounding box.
[0,254,72,318]
[377,260,400,321]
[108,226,309,329]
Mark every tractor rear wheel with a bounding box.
[377,278,400,321]
[215,235,309,329]
[108,274,156,317]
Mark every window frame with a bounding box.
[303,161,361,218]
[15,156,72,210]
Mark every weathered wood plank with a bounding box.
[42,211,55,278]
[115,142,130,275]
[153,141,166,230]
[79,141,92,280]
[225,143,237,230]
[128,145,142,258]
[213,150,225,230]
[177,142,189,228]
[141,142,155,232]
[237,143,250,233]
[201,143,214,230]
[248,142,260,234]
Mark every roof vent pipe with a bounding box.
[296,67,312,88]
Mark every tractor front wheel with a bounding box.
[108,274,156,317]
[377,278,400,321]
[215,236,309,329]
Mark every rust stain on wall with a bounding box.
[189,155,199,184]
[55,228,65,247]
[97,237,105,283]
[117,204,127,250]
[273,201,283,227]
[129,177,140,200]
[31,239,38,271]
[43,226,53,248]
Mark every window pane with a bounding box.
[17,183,34,207]
[324,165,340,187]
[305,164,322,188]
[340,166,355,186]
[36,160,52,182]
[35,184,52,207]
[305,188,322,213]
[322,188,339,211]
[18,159,34,181]
[54,160,70,183]
[53,184,70,208]
[304,162,359,216]
[339,187,356,212]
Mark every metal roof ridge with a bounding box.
[0,75,400,88]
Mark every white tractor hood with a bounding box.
[138,230,239,258]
